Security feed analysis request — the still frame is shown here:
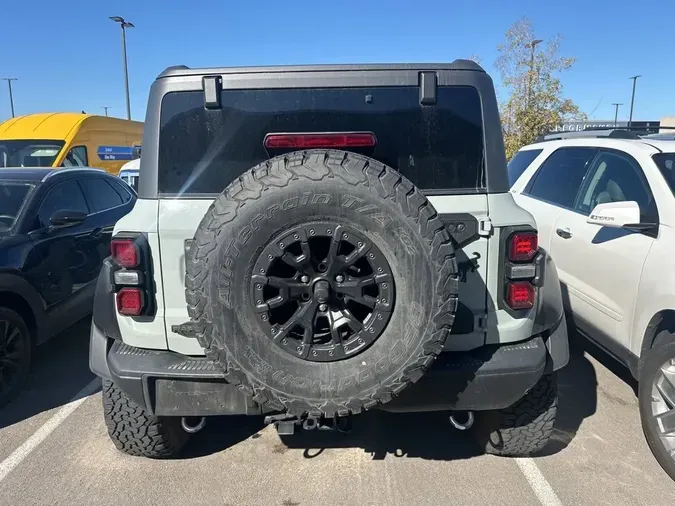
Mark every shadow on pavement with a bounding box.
[185,329,600,461]
[0,317,96,430]
[540,327,599,455]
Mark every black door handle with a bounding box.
[90,227,103,239]
[556,227,572,239]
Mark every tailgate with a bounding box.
[159,195,488,355]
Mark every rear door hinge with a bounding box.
[475,314,489,330]
[478,218,493,237]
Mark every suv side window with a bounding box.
[61,146,88,167]
[525,148,597,208]
[575,150,657,221]
[508,149,542,187]
[80,178,124,213]
[38,180,89,228]
[108,178,134,203]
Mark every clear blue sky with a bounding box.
[2,0,673,123]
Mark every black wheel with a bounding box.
[639,330,675,480]
[0,307,31,407]
[473,373,558,457]
[102,379,189,458]
[185,150,459,417]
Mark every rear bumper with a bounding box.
[90,318,567,416]
[90,254,568,417]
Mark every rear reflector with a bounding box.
[509,232,538,262]
[264,132,377,149]
[111,239,138,268]
[506,282,535,310]
[116,288,143,316]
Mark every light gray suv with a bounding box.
[89,61,569,458]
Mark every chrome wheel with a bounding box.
[651,358,675,458]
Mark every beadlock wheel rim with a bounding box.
[251,222,395,362]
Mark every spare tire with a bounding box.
[185,150,458,417]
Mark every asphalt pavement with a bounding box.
[0,318,674,506]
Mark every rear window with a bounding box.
[158,87,485,195]
[653,153,675,194]
[508,149,542,186]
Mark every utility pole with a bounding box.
[525,39,543,107]
[628,75,641,128]
[109,16,134,120]
[1,78,17,118]
[612,103,623,127]
[102,106,111,117]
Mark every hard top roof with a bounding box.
[157,60,485,78]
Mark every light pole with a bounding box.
[109,16,134,120]
[102,106,111,117]
[612,103,623,127]
[525,39,543,107]
[1,78,17,118]
[628,75,641,129]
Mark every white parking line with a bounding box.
[515,458,563,506]
[0,377,101,483]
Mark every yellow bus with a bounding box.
[0,113,143,175]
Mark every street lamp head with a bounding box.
[629,75,642,80]
[526,39,544,48]
[110,16,134,28]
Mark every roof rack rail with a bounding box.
[535,129,641,142]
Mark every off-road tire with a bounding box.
[102,379,189,458]
[185,149,459,417]
[473,373,558,457]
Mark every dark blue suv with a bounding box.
[0,167,135,406]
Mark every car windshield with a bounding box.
[653,153,675,194]
[0,181,33,232]
[0,140,65,168]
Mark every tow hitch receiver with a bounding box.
[264,413,352,436]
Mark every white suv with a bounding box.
[509,131,675,480]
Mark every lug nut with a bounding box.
[319,303,328,312]
[256,284,262,289]
[369,253,375,258]
[301,275,309,283]
[309,229,315,236]
[261,315,268,321]
[335,274,344,283]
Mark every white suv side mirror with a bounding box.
[587,201,640,228]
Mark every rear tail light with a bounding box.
[111,238,138,268]
[506,282,535,310]
[509,232,538,262]
[116,288,144,316]
[111,233,154,317]
[503,229,539,312]
[264,132,377,149]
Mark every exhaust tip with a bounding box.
[449,411,474,431]
[181,416,206,434]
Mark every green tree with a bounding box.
[496,17,585,158]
